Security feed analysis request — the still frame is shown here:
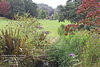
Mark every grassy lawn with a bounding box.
[0,17,10,29]
[38,19,70,38]
[0,18,70,38]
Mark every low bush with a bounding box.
[58,24,65,36]
[0,13,50,67]
[47,31,85,67]
[80,33,100,67]
[47,30,100,67]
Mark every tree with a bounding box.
[6,0,26,19]
[24,0,38,17]
[6,0,38,18]
[38,9,49,19]
[58,0,85,23]
[75,0,100,30]
[0,0,10,17]
[64,0,100,36]
[54,9,59,19]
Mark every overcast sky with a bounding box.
[32,0,68,8]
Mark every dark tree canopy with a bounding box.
[58,0,86,23]
[5,0,38,19]
[24,0,38,17]
[6,0,26,18]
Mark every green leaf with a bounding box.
[73,61,82,66]
[0,50,3,53]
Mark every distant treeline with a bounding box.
[0,0,86,23]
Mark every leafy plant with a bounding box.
[64,0,100,36]
[38,9,49,19]
[69,54,82,67]
[80,33,100,67]
[58,0,84,23]
[47,31,88,67]
[0,0,10,16]
[58,24,65,36]
[0,27,28,67]
[12,13,50,66]
[1,29,27,55]
[0,13,50,67]
[47,30,100,67]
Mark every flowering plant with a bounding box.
[69,54,82,67]
[64,0,100,36]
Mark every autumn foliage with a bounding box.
[64,0,100,36]
[0,0,10,16]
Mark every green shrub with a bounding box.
[80,33,100,67]
[47,30,100,67]
[47,31,87,67]
[58,24,65,36]
[0,13,50,67]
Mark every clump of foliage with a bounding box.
[0,13,50,67]
[47,30,100,67]
[6,0,26,19]
[75,0,100,32]
[58,24,65,36]
[58,0,85,23]
[54,9,59,19]
[63,0,100,66]
[0,29,28,67]
[80,33,100,67]
[1,29,27,55]
[0,0,10,17]
[64,24,79,36]
[47,31,88,67]
[13,13,50,66]
[24,0,38,17]
[38,9,49,19]
[64,0,100,36]
[5,0,38,19]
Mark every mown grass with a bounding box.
[0,17,10,29]
[38,19,71,38]
[0,18,71,38]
